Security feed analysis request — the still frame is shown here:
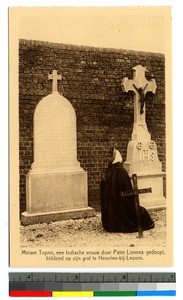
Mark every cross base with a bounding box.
[131,122,151,141]
[124,140,162,174]
[127,172,166,210]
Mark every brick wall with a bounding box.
[19,39,166,213]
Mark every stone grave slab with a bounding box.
[21,70,95,225]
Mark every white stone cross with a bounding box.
[48,70,62,93]
[121,65,157,124]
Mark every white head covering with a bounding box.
[112,148,123,164]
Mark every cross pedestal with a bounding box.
[121,65,166,210]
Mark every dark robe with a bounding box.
[100,162,154,233]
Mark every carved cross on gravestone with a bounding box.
[48,70,62,93]
[121,65,157,124]
[120,174,152,238]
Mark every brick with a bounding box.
[19,39,166,214]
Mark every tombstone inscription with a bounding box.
[121,65,166,209]
[21,70,95,225]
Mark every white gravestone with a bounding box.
[21,70,95,225]
[121,65,166,209]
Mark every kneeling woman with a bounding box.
[100,148,154,233]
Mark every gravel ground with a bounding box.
[20,209,166,248]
